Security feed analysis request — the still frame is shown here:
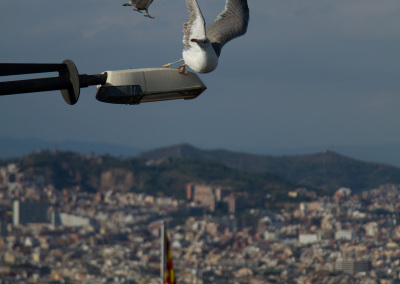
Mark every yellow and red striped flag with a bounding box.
[164,227,175,284]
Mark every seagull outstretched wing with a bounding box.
[206,0,249,57]
[183,0,207,49]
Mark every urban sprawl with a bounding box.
[1,162,400,283]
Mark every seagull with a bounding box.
[162,0,249,74]
[123,0,155,19]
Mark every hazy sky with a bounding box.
[1,0,399,154]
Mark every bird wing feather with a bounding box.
[206,0,249,57]
[183,0,207,49]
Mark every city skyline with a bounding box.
[1,160,400,282]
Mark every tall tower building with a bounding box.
[13,200,50,226]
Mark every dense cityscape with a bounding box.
[1,159,400,283]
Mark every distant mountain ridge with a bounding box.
[1,137,400,192]
[2,137,400,168]
[138,143,400,192]
[1,142,400,193]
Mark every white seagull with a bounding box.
[123,0,155,19]
[162,0,249,74]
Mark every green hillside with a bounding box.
[139,144,400,192]
[1,150,300,205]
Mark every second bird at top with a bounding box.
[123,0,154,19]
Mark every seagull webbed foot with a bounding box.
[133,8,143,13]
[144,14,154,18]
[178,64,188,75]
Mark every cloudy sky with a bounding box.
[1,0,399,156]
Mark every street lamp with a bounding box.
[0,59,207,105]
